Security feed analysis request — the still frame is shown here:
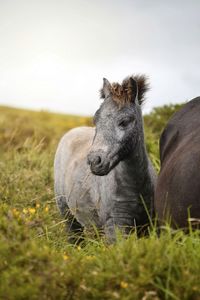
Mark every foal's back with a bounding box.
[155,97,200,227]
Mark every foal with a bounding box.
[54,75,157,241]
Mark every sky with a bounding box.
[0,0,200,115]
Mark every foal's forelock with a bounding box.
[99,74,149,106]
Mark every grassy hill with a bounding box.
[0,104,199,300]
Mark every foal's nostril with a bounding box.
[87,154,102,166]
[94,156,101,165]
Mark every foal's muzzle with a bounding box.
[87,151,110,176]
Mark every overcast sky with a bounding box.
[0,0,200,115]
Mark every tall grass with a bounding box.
[0,105,199,300]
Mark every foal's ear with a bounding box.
[128,77,138,103]
[102,78,111,98]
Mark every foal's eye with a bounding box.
[118,118,132,128]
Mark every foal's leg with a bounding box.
[104,213,136,243]
[56,195,83,243]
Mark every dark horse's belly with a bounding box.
[155,97,200,228]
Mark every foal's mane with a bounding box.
[100,74,149,106]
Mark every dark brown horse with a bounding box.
[155,97,200,228]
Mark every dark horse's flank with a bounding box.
[155,97,200,228]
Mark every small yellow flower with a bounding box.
[36,203,40,208]
[23,208,28,214]
[77,245,81,251]
[29,208,36,214]
[120,281,128,289]
[12,208,20,217]
[85,255,94,260]
[44,206,49,212]
[63,254,69,261]
[92,271,98,276]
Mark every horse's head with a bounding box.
[87,75,149,176]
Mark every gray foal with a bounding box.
[54,75,157,241]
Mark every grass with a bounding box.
[0,105,200,300]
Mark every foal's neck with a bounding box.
[118,118,150,189]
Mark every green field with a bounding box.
[0,104,199,300]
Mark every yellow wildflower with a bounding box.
[85,255,94,260]
[44,206,49,212]
[36,203,40,208]
[12,208,20,217]
[77,245,81,251]
[120,281,128,289]
[63,254,69,261]
[29,208,36,214]
[92,271,98,276]
[23,208,28,214]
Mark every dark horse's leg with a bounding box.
[56,195,83,243]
